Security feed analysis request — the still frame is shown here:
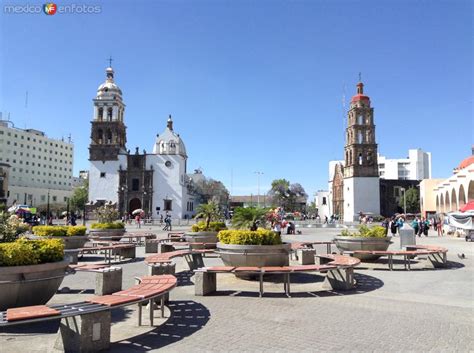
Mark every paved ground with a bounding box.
[1,225,473,352]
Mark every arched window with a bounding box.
[358,153,363,165]
[358,115,363,125]
[367,152,372,164]
[97,129,103,144]
[357,131,363,144]
[106,130,112,144]
[169,140,176,153]
[345,151,349,164]
[107,108,113,121]
[98,107,103,120]
[349,150,352,164]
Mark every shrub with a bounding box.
[90,222,125,230]
[0,238,64,266]
[94,205,119,224]
[217,229,282,245]
[340,225,387,238]
[32,226,87,237]
[191,221,227,232]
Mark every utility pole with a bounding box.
[254,171,263,207]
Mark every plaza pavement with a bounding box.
[1,225,473,352]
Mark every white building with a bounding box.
[0,119,74,206]
[88,66,195,219]
[314,190,330,220]
[378,149,431,180]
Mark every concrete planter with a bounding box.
[334,236,392,260]
[216,242,291,268]
[0,260,69,310]
[184,231,219,244]
[88,228,125,241]
[52,235,88,249]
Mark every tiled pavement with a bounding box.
[1,226,473,352]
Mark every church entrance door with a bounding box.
[129,198,142,213]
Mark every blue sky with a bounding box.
[1,0,472,198]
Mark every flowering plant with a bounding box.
[0,213,29,243]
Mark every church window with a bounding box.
[165,160,172,168]
[132,178,140,191]
[98,108,103,120]
[358,114,363,125]
[100,172,106,178]
[357,131,363,144]
[98,129,103,143]
[358,153,363,165]
[164,199,172,211]
[107,108,113,121]
[107,130,112,144]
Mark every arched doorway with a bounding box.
[459,184,466,209]
[451,188,457,212]
[129,198,141,213]
[468,180,474,202]
[436,195,439,213]
[445,191,450,212]
[440,194,444,213]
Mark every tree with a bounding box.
[268,179,308,212]
[193,177,229,208]
[231,207,269,230]
[195,201,221,229]
[398,187,420,213]
[70,179,89,212]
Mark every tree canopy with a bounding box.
[398,187,420,213]
[268,179,308,212]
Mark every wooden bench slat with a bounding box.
[6,305,60,322]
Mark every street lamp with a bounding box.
[400,187,406,215]
[254,171,264,207]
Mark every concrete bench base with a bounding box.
[54,310,111,352]
[195,271,216,296]
[323,268,355,291]
[64,249,79,265]
[297,249,316,265]
[145,240,160,253]
[95,267,122,295]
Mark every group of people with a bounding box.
[382,215,443,237]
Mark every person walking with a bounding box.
[389,217,398,237]
[412,217,420,236]
[135,214,141,229]
[437,217,443,236]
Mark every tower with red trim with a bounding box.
[343,80,380,222]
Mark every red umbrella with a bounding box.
[460,201,474,212]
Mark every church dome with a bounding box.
[97,67,122,98]
[458,155,474,170]
[152,115,187,158]
[351,82,370,103]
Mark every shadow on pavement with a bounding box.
[175,270,194,287]
[110,300,210,352]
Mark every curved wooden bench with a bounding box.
[145,249,213,272]
[79,243,136,264]
[345,245,448,270]
[195,254,359,297]
[0,274,177,351]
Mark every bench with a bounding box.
[79,243,136,264]
[344,245,448,270]
[145,249,213,273]
[290,241,335,264]
[120,232,156,245]
[70,264,123,295]
[195,254,360,297]
[0,274,177,352]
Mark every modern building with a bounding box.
[378,149,431,180]
[87,66,195,219]
[0,162,11,205]
[433,148,474,213]
[0,119,74,206]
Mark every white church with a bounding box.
[88,66,195,219]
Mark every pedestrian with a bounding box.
[160,214,164,225]
[135,213,141,229]
[421,217,429,236]
[382,218,390,235]
[389,217,398,237]
[411,217,420,236]
[437,217,443,236]
[273,221,282,236]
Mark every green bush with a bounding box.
[340,225,387,238]
[191,221,227,232]
[91,222,125,230]
[217,229,282,245]
[0,238,64,266]
[32,226,87,237]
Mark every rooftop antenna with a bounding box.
[68,133,72,144]
[25,91,28,108]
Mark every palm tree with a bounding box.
[231,207,269,230]
[195,201,221,229]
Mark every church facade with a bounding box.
[88,66,195,219]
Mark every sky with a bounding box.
[1,0,472,198]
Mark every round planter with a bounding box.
[184,231,219,244]
[52,235,88,249]
[216,242,291,268]
[88,228,125,241]
[0,260,69,310]
[334,236,392,260]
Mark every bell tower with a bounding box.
[89,65,127,161]
[343,78,380,222]
[344,80,378,177]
